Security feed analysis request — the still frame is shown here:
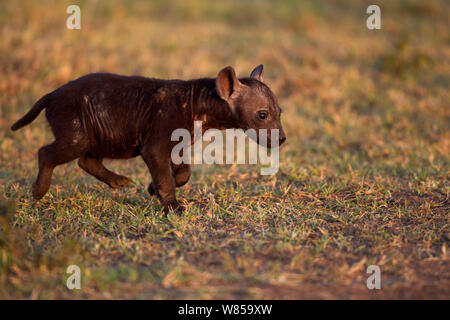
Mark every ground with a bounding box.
[0,0,449,299]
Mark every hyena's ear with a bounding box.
[216,66,243,102]
[250,64,264,82]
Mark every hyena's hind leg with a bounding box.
[78,155,131,188]
[33,141,84,200]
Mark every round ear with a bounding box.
[250,64,264,82]
[216,66,243,101]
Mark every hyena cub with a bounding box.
[11,65,286,212]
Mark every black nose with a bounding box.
[279,136,286,145]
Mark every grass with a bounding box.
[0,0,449,299]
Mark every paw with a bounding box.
[32,183,46,201]
[108,176,131,189]
[163,200,184,214]
[148,182,159,196]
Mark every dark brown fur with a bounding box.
[11,65,286,212]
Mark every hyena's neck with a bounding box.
[188,78,238,130]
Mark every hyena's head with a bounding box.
[215,65,286,148]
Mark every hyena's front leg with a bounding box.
[141,145,182,213]
[173,163,191,187]
[148,162,191,196]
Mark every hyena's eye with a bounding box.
[257,111,268,120]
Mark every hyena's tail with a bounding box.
[11,93,51,131]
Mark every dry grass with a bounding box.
[0,0,449,299]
